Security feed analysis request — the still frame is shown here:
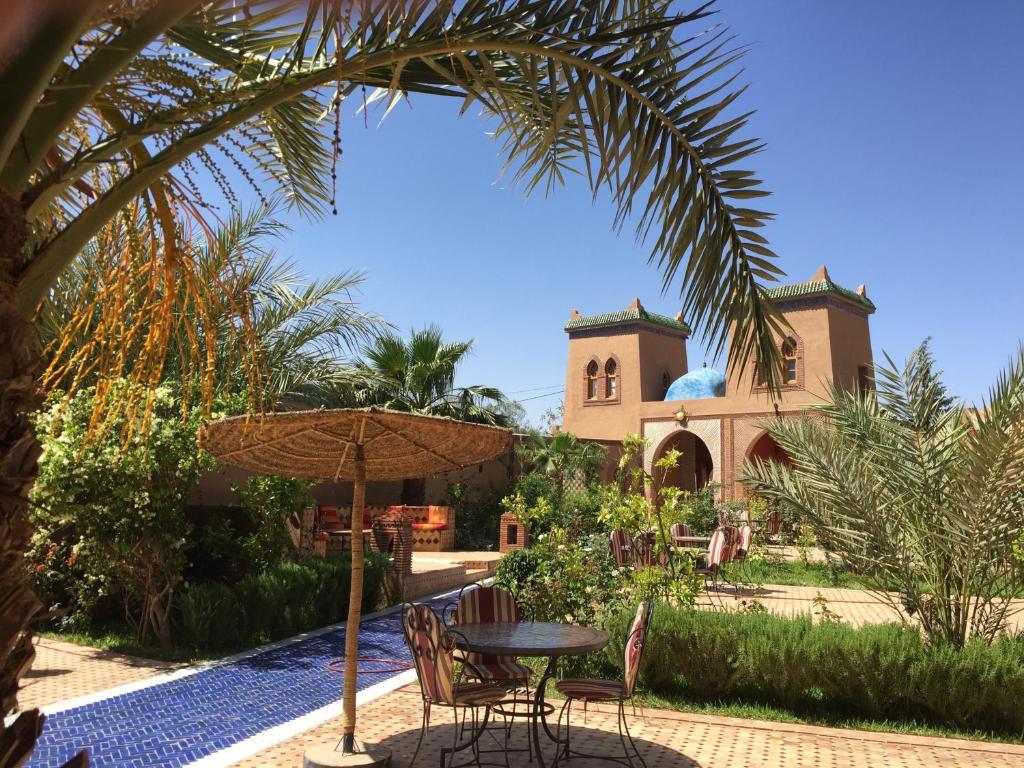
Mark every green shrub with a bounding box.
[604,604,1024,736]
[444,482,503,551]
[176,582,241,651]
[803,621,920,719]
[175,554,387,651]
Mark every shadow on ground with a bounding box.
[376,720,700,767]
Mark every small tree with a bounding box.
[32,384,207,649]
[743,342,1024,646]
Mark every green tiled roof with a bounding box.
[565,308,691,335]
[763,278,875,312]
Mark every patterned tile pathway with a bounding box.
[25,594,449,768]
[240,685,1024,768]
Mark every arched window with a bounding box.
[586,360,599,399]
[782,337,798,383]
[661,370,671,398]
[605,358,618,398]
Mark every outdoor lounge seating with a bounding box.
[552,601,654,768]
[392,505,456,551]
[315,504,383,553]
[401,602,508,768]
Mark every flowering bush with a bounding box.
[30,383,216,649]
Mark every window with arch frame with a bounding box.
[605,358,618,398]
[754,337,800,386]
[586,360,599,399]
[781,337,799,383]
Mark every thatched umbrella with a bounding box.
[202,407,511,766]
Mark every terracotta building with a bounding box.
[561,266,875,501]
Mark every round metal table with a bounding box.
[453,621,608,768]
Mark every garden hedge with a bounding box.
[176,554,388,652]
[606,604,1024,736]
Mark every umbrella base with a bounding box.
[304,740,391,767]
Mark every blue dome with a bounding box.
[664,368,726,400]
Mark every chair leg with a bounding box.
[619,699,647,768]
[410,701,430,768]
[552,698,571,767]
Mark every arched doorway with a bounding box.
[747,432,793,469]
[654,430,714,492]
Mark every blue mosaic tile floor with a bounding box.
[28,594,450,768]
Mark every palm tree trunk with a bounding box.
[0,188,44,754]
[340,443,365,753]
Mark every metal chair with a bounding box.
[401,603,509,768]
[669,522,692,543]
[630,530,663,569]
[694,526,735,606]
[551,601,655,767]
[724,524,754,595]
[449,583,533,688]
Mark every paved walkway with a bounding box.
[705,584,1024,630]
[238,685,1024,768]
[19,638,178,712]
[20,584,1024,767]
[22,592,448,768]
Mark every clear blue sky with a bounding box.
[272,0,1024,425]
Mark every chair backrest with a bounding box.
[623,601,654,697]
[633,530,662,568]
[454,584,521,625]
[705,527,734,574]
[734,525,753,561]
[401,603,455,705]
[670,522,692,540]
[453,585,520,665]
[764,508,782,537]
[609,529,632,566]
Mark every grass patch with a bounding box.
[637,689,1024,744]
[39,626,218,664]
[725,556,864,590]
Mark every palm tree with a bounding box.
[37,204,384,411]
[742,342,1024,647]
[351,326,506,420]
[0,1,787,759]
[518,430,607,494]
[339,325,509,503]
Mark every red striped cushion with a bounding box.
[412,522,447,531]
[609,529,632,565]
[555,678,625,701]
[670,522,692,539]
[402,604,455,704]
[464,661,533,683]
[454,682,507,706]
[454,586,522,668]
[735,525,753,558]
[623,602,648,696]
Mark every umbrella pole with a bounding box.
[341,444,364,754]
[306,443,390,767]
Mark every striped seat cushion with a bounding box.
[412,522,448,531]
[464,661,533,683]
[453,681,507,707]
[554,678,625,701]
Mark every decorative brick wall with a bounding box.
[299,506,317,557]
[499,511,528,553]
[370,509,413,597]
